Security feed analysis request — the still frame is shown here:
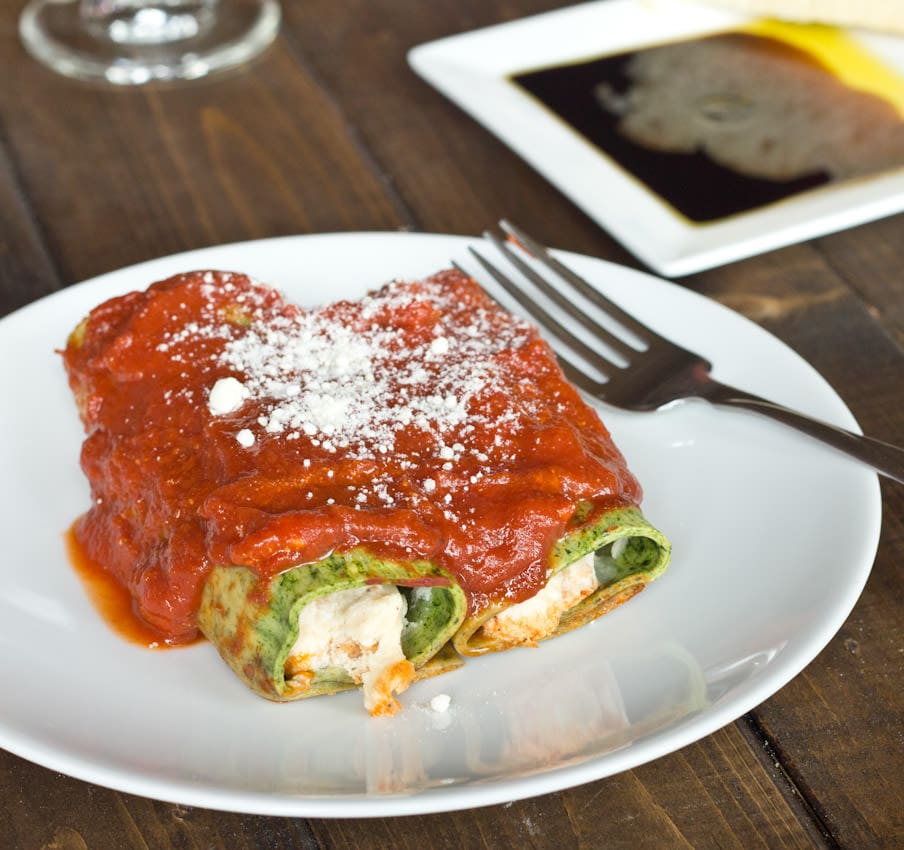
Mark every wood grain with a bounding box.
[814,215,904,346]
[0,723,828,850]
[688,226,904,850]
[280,0,639,264]
[0,36,404,284]
[0,142,61,314]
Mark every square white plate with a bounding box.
[409,0,904,277]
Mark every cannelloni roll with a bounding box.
[63,264,670,715]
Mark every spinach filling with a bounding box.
[400,585,461,660]
[550,504,670,584]
[593,536,664,586]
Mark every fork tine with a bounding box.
[461,250,605,394]
[468,246,618,378]
[483,230,640,362]
[557,356,607,396]
[500,220,655,344]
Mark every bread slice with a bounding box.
[694,0,904,34]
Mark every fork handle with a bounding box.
[704,380,904,484]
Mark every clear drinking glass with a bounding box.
[20,0,281,85]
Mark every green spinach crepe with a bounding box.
[453,505,670,656]
[199,549,466,716]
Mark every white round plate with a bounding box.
[0,233,880,816]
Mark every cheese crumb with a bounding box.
[208,376,247,415]
[430,693,451,713]
[429,336,450,356]
[236,428,255,448]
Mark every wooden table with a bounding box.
[2,1,902,846]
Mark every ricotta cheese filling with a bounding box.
[285,584,416,716]
[481,552,599,647]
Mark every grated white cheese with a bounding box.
[208,376,247,415]
[430,693,451,713]
[429,336,450,356]
[151,272,578,522]
[201,277,534,463]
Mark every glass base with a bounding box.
[20,0,281,85]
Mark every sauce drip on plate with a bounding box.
[65,523,196,649]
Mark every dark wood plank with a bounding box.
[0,140,61,315]
[279,0,639,266]
[814,215,904,346]
[308,725,829,850]
[0,749,320,850]
[688,240,904,454]
[0,27,405,285]
[0,724,826,850]
[686,244,904,849]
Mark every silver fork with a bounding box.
[465,221,904,485]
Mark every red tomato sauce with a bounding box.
[62,269,640,644]
[65,524,199,648]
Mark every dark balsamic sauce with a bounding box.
[512,34,838,223]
